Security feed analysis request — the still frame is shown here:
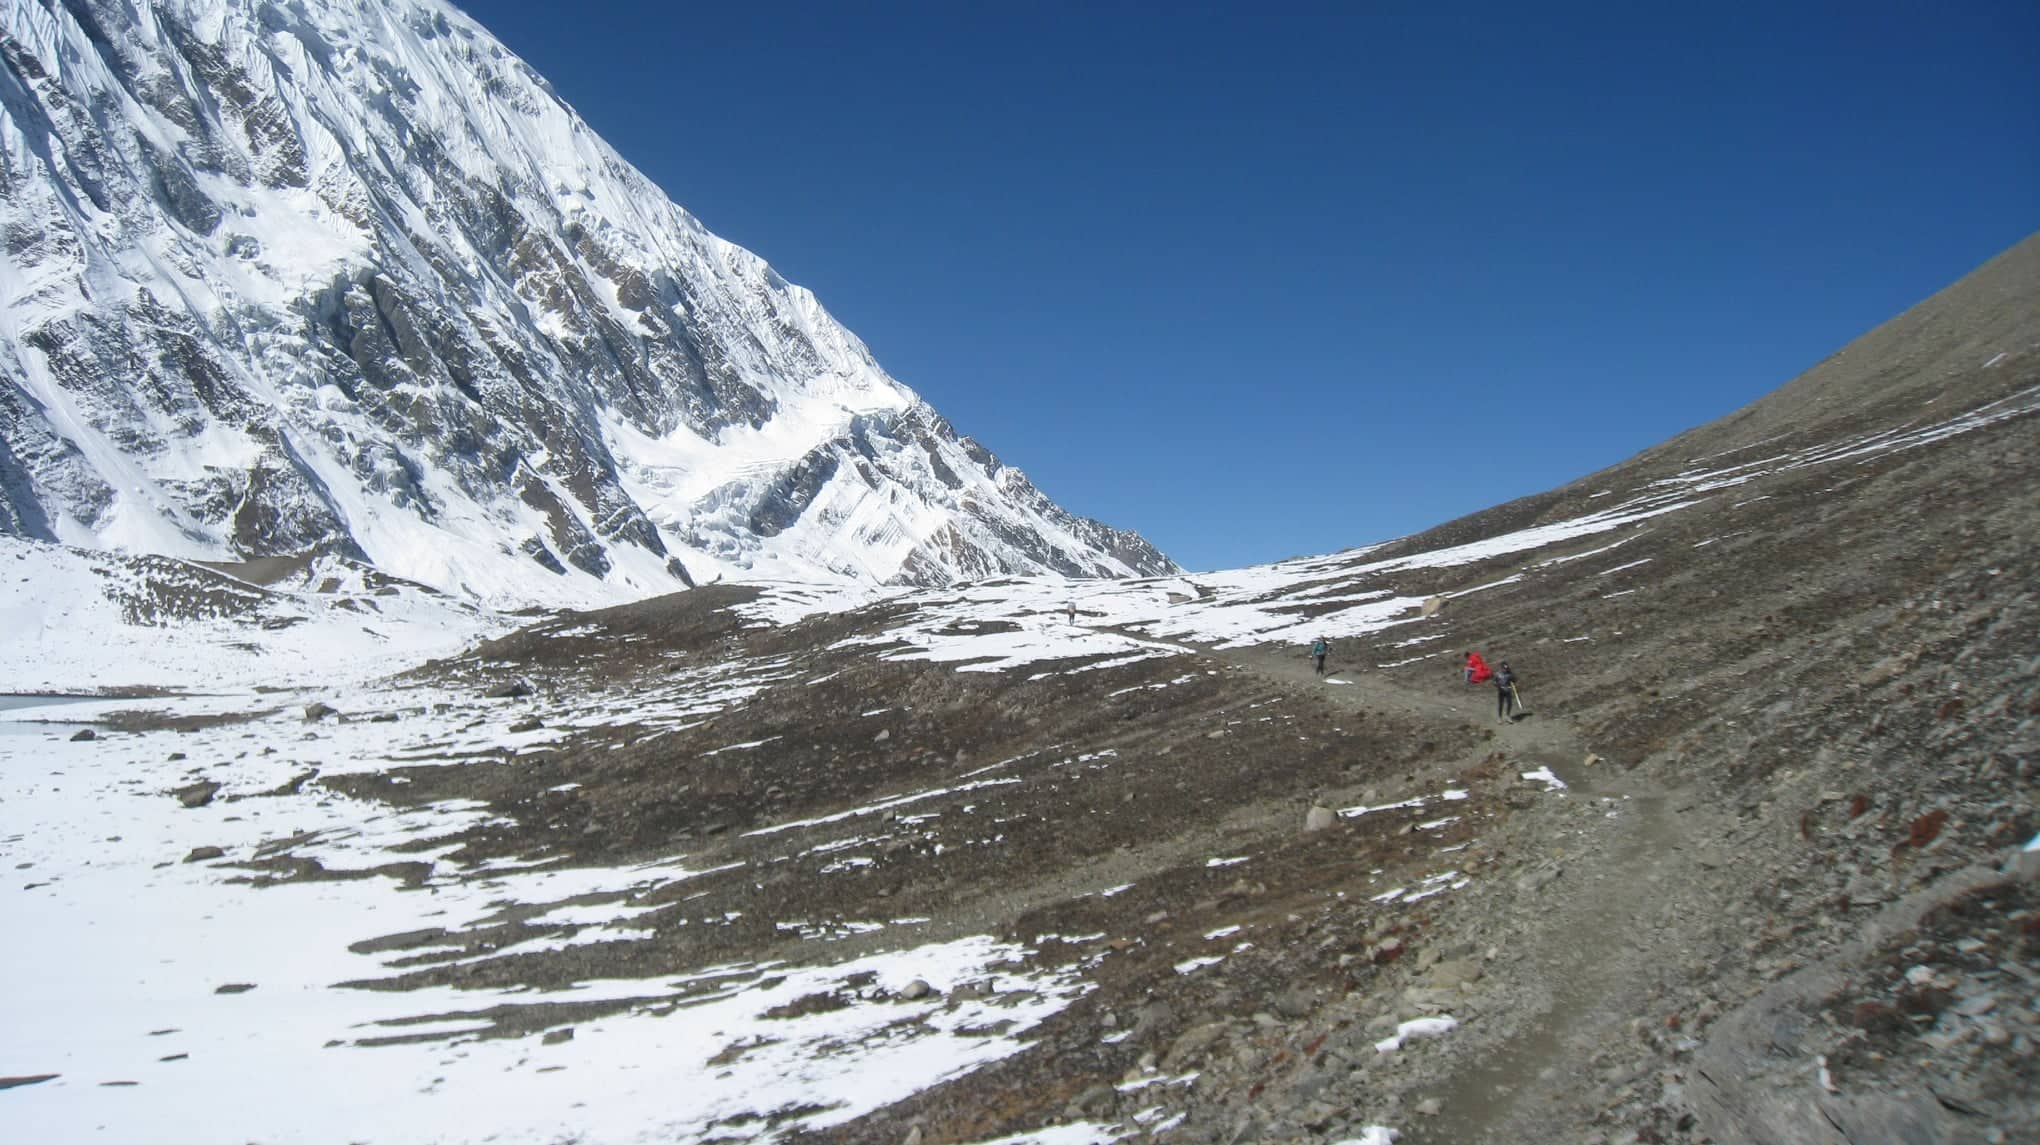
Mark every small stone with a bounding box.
[482,680,532,699]
[1415,1098,1443,1116]
[302,702,338,722]
[214,983,256,995]
[1070,1083,1115,1116]
[1955,994,1998,1017]
[167,752,186,762]
[1131,1000,1175,1042]
[508,717,543,734]
[69,728,96,742]
[1164,1020,1232,1070]
[899,979,935,1001]
[1305,804,1338,832]
[182,846,225,863]
[542,1027,574,1045]
[1428,958,1484,990]
[1272,987,1315,1019]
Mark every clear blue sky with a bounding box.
[464,0,2038,572]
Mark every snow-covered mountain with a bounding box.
[0,0,1175,605]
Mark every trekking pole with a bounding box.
[1511,684,1529,717]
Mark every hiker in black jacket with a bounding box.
[1495,661,1520,722]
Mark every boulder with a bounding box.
[482,680,533,699]
[1421,595,1446,617]
[68,728,97,742]
[899,979,935,1001]
[303,702,338,722]
[1305,804,1339,832]
[182,846,225,863]
[175,780,221,808]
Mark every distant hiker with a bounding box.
[1310,636,1331,677]
[1464,651,1492,685]
[1066,600,1077,624]
[1495,661,1520,722]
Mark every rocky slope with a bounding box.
[5,237,2035,1144]
[0,0,1174,604]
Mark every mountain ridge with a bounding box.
[0,0,1176,605]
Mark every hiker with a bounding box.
[1495,661,1520,722]
[1066,600,1076,624]
[1309,636,1330,677]
[1464,651,1492,684]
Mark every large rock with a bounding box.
[174,780,221,808]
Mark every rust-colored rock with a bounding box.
[1909,809,1950,848]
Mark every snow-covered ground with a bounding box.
[1,681,1092,1144]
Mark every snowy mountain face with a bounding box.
[0,0,1176,605]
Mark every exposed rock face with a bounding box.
[0,0,1176,602]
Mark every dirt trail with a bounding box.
[1198,640,1699,1142]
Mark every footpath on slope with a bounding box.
[1203,640,1701,1143]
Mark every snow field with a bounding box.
[0,682,1095,1145]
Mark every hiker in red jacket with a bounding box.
[1464,651,1492,685]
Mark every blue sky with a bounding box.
[466,1,2038,572]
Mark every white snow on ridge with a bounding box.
[0,537,507,692]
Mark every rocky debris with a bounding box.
[483,680,534,700]
[182,846,225,863]
[508,717,544,734]
[174,781,221,808]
